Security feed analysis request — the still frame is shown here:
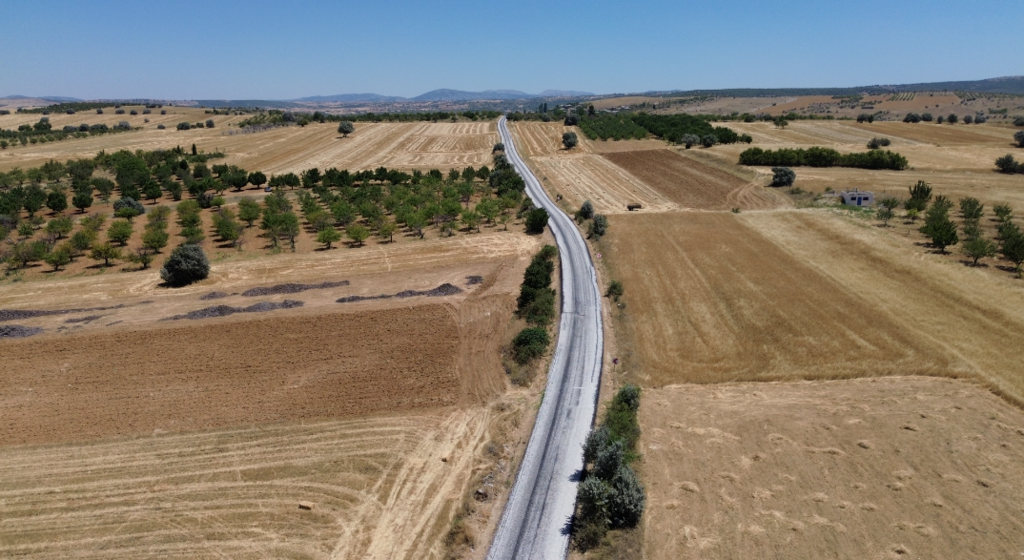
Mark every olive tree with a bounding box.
[160,244,210,286]
[337,121,355,137]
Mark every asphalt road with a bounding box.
[486,117,605,560]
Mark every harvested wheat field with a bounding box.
[0,111,496,175]
[641,377,1024,560]
[601,150,785,211]
[0,408,496,560]
[530,154,680,214]
[600,211,1024,403]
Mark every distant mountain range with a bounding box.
[1,95,82,102]
[293,89,594,103]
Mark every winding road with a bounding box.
[486,117,605,560]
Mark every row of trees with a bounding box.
[236,109,502,129]
[573,385,646,550]
[511,244,559,367]
[739,146,909,170]
[879,181,1024,276]
[0,117,131,149]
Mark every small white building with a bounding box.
[839,190,875,207]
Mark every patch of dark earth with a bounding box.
[64,315,104,324]
[199,291,232,300]
[163,300,304,321]
[241,280,349,297]
[337,283,463,304]
[0,325,44,339]
[466,275,484,285]
[0,304,127,322]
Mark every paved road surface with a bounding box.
[486,117,604,560]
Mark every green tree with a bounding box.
[89,242,122,267]
[525,208,549,234]
[461,209,481,232]
[142,227,169,253]
[905,180,932,213]
[72,190,93,213]
[160,244,209,286]
[337,121,355,137]
[107,219,134,246]
[562,131,578,150]
[91,177,115,202]
[12,240,47,268]
[1001,229,1024,277]
[588,214,609,239]
[512,327,551,364]
[770,167,796,187]
[961,233,996,266]
[948,114,958,124]
[44,245,72,271]
[46,190,67,215]
[45,217,73,239]
[316,226,342,249]
[247,171,267,189]
[995,154,1020,174]
[238,196,262,227]
[17,221,34,238]
[378,220,397,243]
[346,223,370,247]
[69,228,97,258]
[877,197,900,226]
[680,134,700,149]
[994,204,1013,223]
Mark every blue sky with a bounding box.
[2,0,1022,99]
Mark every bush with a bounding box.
[770,167,796,187]
[205,119,214,128]
[996,154,1021,174]
[903,113,922,123]
[512,327,550,364]
[588,214,608,239]
[562,131,578,150]
[1015,130,1024,148]
[867,137,891,149]
[922,113,933,122]
[157,124,166,129]
[176,122,191,131]
[525,208,549,234]
[160,244,210,286]
[113,197,145,216]
[579,200,594,220]
[337,121,355,137]
[681,134,700,149]
[700,134,718,148]
[606,280,624,301]
[948,114,958,124]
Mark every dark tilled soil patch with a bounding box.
[241,281,349,297]
[466,275,484,285]
[0,325,44,339]
[0,305,126,323]
[337,283,463,304]
[64,315,104,324]
[199,291,231,300]
[164,300,304,321]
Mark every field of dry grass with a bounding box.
[641,377,1024,560]
[0,107,497,175]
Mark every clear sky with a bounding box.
[2,0,1022,100]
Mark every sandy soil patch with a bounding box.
[599,211,1024,403]
[641,377,1024,560]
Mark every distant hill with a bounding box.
[294,93,406,103]
[410,89,532,102]
[1,95,82,102]
[538,89,593,97]
[638,76,1024,99]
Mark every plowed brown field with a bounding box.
[600,211,1024,403]
[601,150,784,210]
[642,377,1024,560]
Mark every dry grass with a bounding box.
[641,377,1024,560]
[0,408,495,560]
[600,210,1024,404]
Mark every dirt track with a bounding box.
[642,377,1024,560]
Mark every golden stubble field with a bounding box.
[512,118,1024,558]
[0,106,498,175]
[642,377,1024,560]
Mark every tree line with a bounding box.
[236,109,502,129]
[0,117,133,149]
[739,146,909,170]
[574,111,751,146]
